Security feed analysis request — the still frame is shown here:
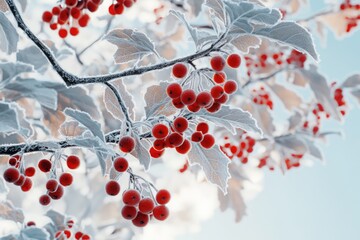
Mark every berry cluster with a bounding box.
[42,0,137,39]
[332,84,347,116]
[121,189,171,227]
[179,160,189,173]
[285,154,303,170]
[39,155,80,206]
[167,55,240,113]
[150,117,192,158]
[55,219,91,239]
[339,0,360,33]
[245,49,307,77]
[191,122,216,149]
[257,156,275,171]
[220,134,256,164]
[251,86,274,109]
[3,155,34,192]
[302,103,329,135]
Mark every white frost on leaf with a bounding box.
[144,81,177,118]
[0,12,18,54]
[269,83,302,110]
[19,227,50,240]
[0,201,24,223]
[196,105,262,135]
[0,101,20,134]
[0,62,33,88]
[17,46,49,73]
[187,143,231,193]
[59,121,87,137]
[131,133,153,170]
[64,108,105,142]
[105,29,158,64]
[341,74,360,88]
[104,79,135,121]
[205,0,226,23]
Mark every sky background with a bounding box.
[180,1,360,240]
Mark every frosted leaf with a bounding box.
[0,201,24,223]
[104,79,135,121]
[254,22,318,60]
[300,65,341,120]
[269,83,302,110]
[16,0,27,12]
[4,78,58,110]
[187,143,230,193]
[341,74,360,88]
[0,177,9,201]
[59,121,87,137]
[17,46,48,73]
[186,0,204,16]
[303,138,323,160]
[275,134,307,153]
[0,12,18,54]
[45,210,65,228]
[205,0,226,23]
[131,134,153,170]
[19,227,50,240]
[196,105,262,135]
[144,81,176,118]
[0,62,33,88]
[231,35,261,53]
[105,29,158,64]
[64,108,104,141]
[351,89,360,104]
[0,102,19,134]
[288,111,303,131]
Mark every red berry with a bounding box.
[87,0,98,12]
[156,189,171,204]
[8,157,18,166]
[75,232,83,239]
[139,198,155,214]
[227,54,241,68]
[105,180,121,196]
[114,3,124,14]
[166,132,184,147]
[113,157,129,172]
[200,134,215,149]
[46,179,59,192]
[14,175,25,186]
[70,27,79,36]
[215,93,228,104]
[50,23,58,30]
[173,117,188,133]
[213,72,226,84]
[166,83,182,99]
[172,63,188,78]
[119,136,135,153]
[124,0,134,8]
[153,205,169,221]
[59,9,70,22]
[181,89,196,105]
[108,4,116,15]
[67,155,80,169]
[196,92,213,107]
[176,139,191,154]
[187,102,201,112]
[153,139,166,151]
[82,234,90,240]
[59,173,73,187]
[21,178,32,192]
[52,6,61,15]
[58,29,68,39]
[3,167,20,183]
[27,221,36,227]
[38,159,52,172]
[191,131,203,142]
[39,195,51,206]
[42,11,53,22]
[64,230,71,238]
[121,205,138,220]
[71,7,81,19]
[123,189,141,206]
[224,80,238,94]
[48,185,64,200]
[210,56,226,71]
[65,0,78,7]
[210,85,224,99]
[196,122,209,134]
[206,102,221,113]
[24,167,36,177]
[152,124,169,139]
[150,147,164,158]
[132,212,149,227]
[172,97,185,109]
[78,14,90,27]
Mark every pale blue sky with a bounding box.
[180,1,360,240]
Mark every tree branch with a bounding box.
[5,0,224,87]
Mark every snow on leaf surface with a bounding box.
[131,133,153,170]
[17,46,48,73]
[0,12,18,54]
[0,62,33,88]
[205,0,226,23]
[196,105,262,135]
[0,201,24,223]
[187,143,231,193]
[105,29,158,64]
[64,108,104,142]
[19,227,50,240]
[104,79,135,121]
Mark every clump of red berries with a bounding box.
[302,103,329,135]
[121,188,171,227]
[108,0,137,16]
[339,0,360,33]
[257,156,275,171]
[3,155,34,192]
[251,86,273,109]
[150,118,192,158]
[220,133,256,164]
[55,219,91,239]
[332,83,347,116]
[191,122,215,149]
[285,153,303,170]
